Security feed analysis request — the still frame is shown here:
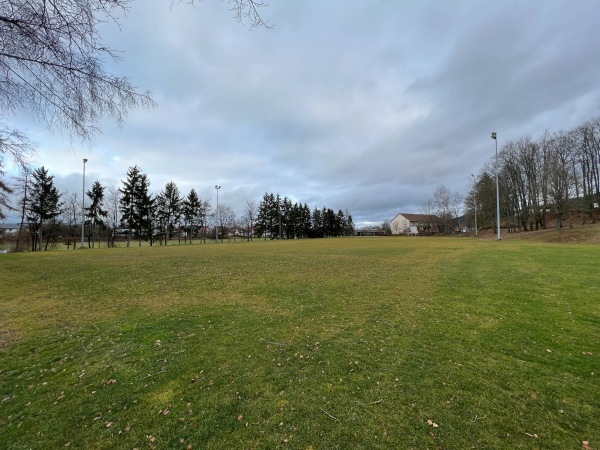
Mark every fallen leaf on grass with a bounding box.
[525,433,539,438]
[105,422,113,428]
[582,441,592,450]
[237,414,244,422]
[426,419,439,428]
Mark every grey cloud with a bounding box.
[5,1,600,227]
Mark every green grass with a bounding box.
[1,237,599,449]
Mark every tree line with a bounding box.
[464,117,600,233]
[255,193,355,239]
[7,165,354,251]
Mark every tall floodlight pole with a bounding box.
[215,185,221,242]
[471,174,478,237]
[81,158,88,248]
[491,132,501,240]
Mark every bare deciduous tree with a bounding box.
[61,192,80,250]
[546,131,575,229]
[243,199,257,241]
[1,0,268,190]
[105,186,120,247]
[0,126,33,218]
[1,1,156,142]
[177,0,271,28]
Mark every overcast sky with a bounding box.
[8,0,600,226]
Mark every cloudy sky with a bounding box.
[8,0,600,226]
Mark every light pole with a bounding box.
[491,132,501,240]
[471,174,478,237]
[214,185,221,242]
[81,158,88,249]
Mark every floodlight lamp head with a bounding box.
[491,132,497,140]
[83,158,88,163]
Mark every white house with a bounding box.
[390,213,439,236]
[0,223,20,235]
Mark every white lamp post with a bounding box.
[471,174,478,237]
[81,158,88,248]
[215,185,221,242]
[491,132,501,240]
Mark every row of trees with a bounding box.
[255,193,355,239]
[464,117,600,232]
[9,165,355,251]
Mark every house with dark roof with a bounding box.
[390,213,439,236]
[0,223,20,235]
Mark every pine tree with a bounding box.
[256,192,276,239]
[119,166,142,247]
[86,181,108,248]
[183,189,202,243]
[27,166,62,251]
[156,181,182,245]
[311,207,323,238]
[136,174,155,246]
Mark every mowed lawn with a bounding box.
[0,237,598,449]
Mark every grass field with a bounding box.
[1,235,599,449]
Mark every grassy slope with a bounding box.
[0,237,598,449]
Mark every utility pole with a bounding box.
[215,185,221,242]
[491,132,501,240]
[81,158,88,248]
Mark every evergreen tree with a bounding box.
[26,166,62,251]
[311,207,323,238]
[86,180,108,248]
[281,197,293,239]
[136,173,155,246]
[119,166,154,246]
[119,165,142,247]
[183,189,202,243]
[300,203,312,238]
[156,181,182,245]
[343,209,355,235]
[322,207,336,237]
[256,192,277,239]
